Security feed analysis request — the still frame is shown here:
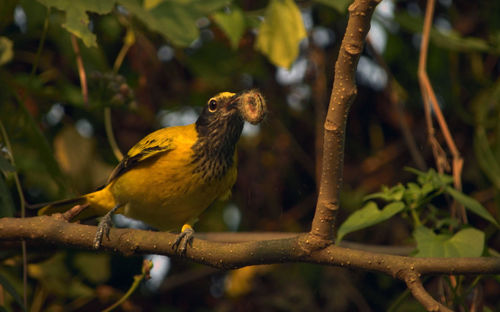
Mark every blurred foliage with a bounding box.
[254,0,306,68]
[0,0,499,311]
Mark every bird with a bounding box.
[39,90,267,252]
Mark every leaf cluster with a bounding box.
[338,168,498,258]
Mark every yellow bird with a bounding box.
[39,90,266,251]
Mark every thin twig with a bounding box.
[417,0,466,223]
[104,107,124,161]
[403,271,453,312]
[30,7,50,77]
[70,35,88,106]
[102,260,152,312]
[0,121,28,311]
[104,28,136,162]
[470,283,483,312]
[418,0,448,174]
[113,28,135,73]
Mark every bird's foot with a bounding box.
[172,224,195,254]
[93,204,121,249]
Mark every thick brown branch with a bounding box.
[2,217,500,277]
[310,0,381,243]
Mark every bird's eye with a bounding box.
[208,99,217,112]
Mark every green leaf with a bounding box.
[445,186,499,227]
[420,182,435,197]
[0,36,13,66]
[336,201,405,243]
[406,167,452,188]
[187,0,231,13]
[413,226,485,258]
[36,0,115,47]
[313,0,351,13]
[149,1,202,46]
[118,0,230,47]
[255,0,306,69]
[213,6,246,49]
[143,0,162,9]
[364,183,405,202]
[0,272,26,312]
[404,182,422,202]
[394,12,500,54]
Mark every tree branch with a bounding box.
[417,0,465,223]
[3,1,487,310]
[2,216,500,277]
[402,271,452,312]
[310,0,381,243]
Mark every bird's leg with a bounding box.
[172,224,195,254]
[93,203,122,249]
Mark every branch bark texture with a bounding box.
[310,0,381,242]
[3,217,500,277]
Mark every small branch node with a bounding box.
[344,42,363,55]
[324,119,338,131]
[298,233,333,254]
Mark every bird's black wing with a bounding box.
[107,128,174,183]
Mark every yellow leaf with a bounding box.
[225,265,273,297]
[255,0,306,69]
[0,36,13,66]
[143,0,163,10]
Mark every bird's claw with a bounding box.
[93,213,112,249]
[93,204,121,249]
[172,227,194,254]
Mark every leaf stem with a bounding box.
[409,203,422,227]
[70,35,88,106]
[0,121,28,311]
[105,27,135,162]
[30,7,50,77]
[104,107,124,161]
[102,260,153,312]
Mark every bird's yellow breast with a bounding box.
[105,124,237,231]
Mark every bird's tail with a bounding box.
[38,188,116,220]
[39,196,98,221]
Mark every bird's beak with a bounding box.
[225,94,241,113]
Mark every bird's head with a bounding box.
[192,90,266,178]
[195,90,267,140]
